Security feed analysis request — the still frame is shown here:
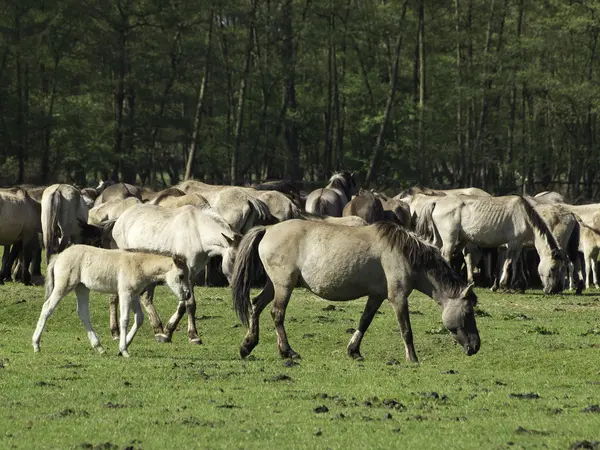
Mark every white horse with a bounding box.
[41,184,89,263]
[107,203,239,344]
[32,245,191,357]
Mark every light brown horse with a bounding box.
[305,171,357,217]
[231,220,480,362]
[0,188,41,284]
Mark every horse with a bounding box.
[0,188,41,285]
[106,203,239,344]
[395,184,491,200]
[230,220,480,362]
[149,190,209,209]
[342,189,385,224]
[489,203,581,293]
[305,171,357,217]
[94,182,141,206]
[87,197,142,225]
[41,184,89,263]
[191,187,272,234]
[416,195,566,294]
[32,245,192,357]
[145,187,186,204]
[372,192,413,228]
[531,191,566,204]
[575,218,600,289]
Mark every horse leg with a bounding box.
[20,240,33,286]
[240,280,275,358]
[590,249,600,289]
[75,285,104,354]
[139,284,165,337]
[270,282,298,359]
[109,295,120,339]
[125,295,144,349]
[161,299,187,343]
[31,243,42,277]
[32,281,71,352]
[118,292,132,357]
[387,290,418,363]
[347,295,385,360]
[185,290,202,344]
[463,248,475,285]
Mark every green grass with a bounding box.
[1,277,600,449]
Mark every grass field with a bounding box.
[1,275,600,449]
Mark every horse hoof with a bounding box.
[119,350,130,358]
[155,334,171,343]
[96,346,105,355]
[240,346,251,359]
[111,334,120,341]
[189,337,203,345]
[33,346,40,353]
[281,351,301,360]
[348,352,363,361]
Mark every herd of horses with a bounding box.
[3,171,600,361]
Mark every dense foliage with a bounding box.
[1,0,598,197]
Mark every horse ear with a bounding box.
[222,232,242,246]
[460,282,475,299]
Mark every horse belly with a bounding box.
[299,260,385,301]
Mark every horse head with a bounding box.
[441,283,480,356]
[538,248,568,294]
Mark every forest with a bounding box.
[0,0,599,198]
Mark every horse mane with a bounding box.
[152,187,186,205]
[374,222,467,299]
[251,180,300,196]
[518,196,563,256]
[122,247,188,265]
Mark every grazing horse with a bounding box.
[231,220,480,362]
[342,189,385,224]
[94,182,141,206]
[87,197,142,225]
[149,190,209,209]
[305,171,357,217]
[32,245,192,357]
[416,195,566,294]
[41,184,89,263]
[107,203,239,343]
[0,188,41,285]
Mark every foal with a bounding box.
[32,245,191,357]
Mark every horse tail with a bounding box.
[518,197,562,257]
[314,189,329,216]
[42,189,63,264]
[102,219,117,248]
[45,254,57,299]
[289,202,303,219]
[232,226,267,327]
[415,201,437,243]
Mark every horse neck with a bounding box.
[413,271,449,309]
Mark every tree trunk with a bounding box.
[230,0,258,185]
[417,0,427,183]
[363,0,409,188]
[15,14,26,184]
[112,27,127,182]
[185,14,214,180]
[281,0,300,181]
[507,0,523,191]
